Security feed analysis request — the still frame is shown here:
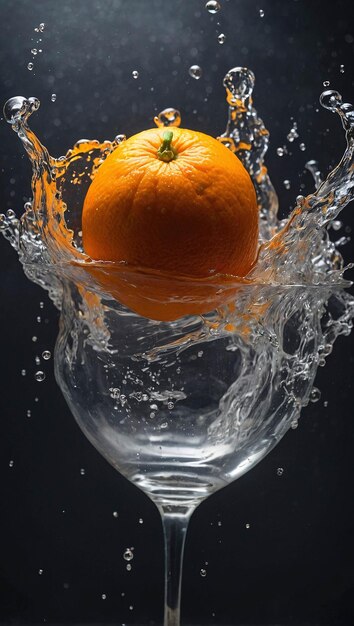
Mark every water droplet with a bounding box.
[51,93,57,102]
[123,548,134,561]
[277,467,284,476]
[113,511,119,518]
[114,134,126,145]
[323,80,330,87]
[80,468,85,476]
[332,220,343,231]
[310,387,321,403]
[200,568,207,577]
[42,350,51,360]
[283,179,291,189]
[35,371,45,382]
[27,62,34,71]
[259,9,264,17]
[132,70,139,79]
[205,0,221,13]
[223,67,255,101]
[299,142,306,151]
[218,33,226,44]
[9,460,14,468]
[320,89,342,111]
[189,65,202,80]
[154,107,181,127]
[277,147,284,156]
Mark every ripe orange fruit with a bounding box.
[82,127,258,320]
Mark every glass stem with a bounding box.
[158,505,194,626]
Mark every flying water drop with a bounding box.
[205,0,221,14]
[154,107,181,128]
[189,65,202,80]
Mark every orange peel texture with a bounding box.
[82,127,259,320]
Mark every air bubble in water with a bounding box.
[126,563,132,571]
[245,523,250,529]
[205,0,221,14]
[132,70,139,79]
[138,517,144,524]
[310,387,321,403]
[51,94,57,102]
[113,511,119,518]
[277,467,284,476]
[218,33,226,44]
[31,48,38,56]
[154,107,181,128]
[38,569,43,575]
[200,568,207,577]
[277,147,284,156]
[299,142,306,151]
[259,9,264,17]
[123,548,134,561]
[283,179,291,189]
[80,468,85,475]
[27,409,31,417]
[189,65,202,80]
[291,418,298,429]
[42,350,51,360]
[101,593,107,599]
[340,64,345,73]
[9,460,14,468]
[39,22,45,31]
[323,80,330,87]
[21,369,26,376]
[27,63,34,71]
[35,371,45,382]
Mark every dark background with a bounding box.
[1,0,354,624]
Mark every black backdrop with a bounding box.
[1,0,354,624]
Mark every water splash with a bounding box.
[1,69,354,487]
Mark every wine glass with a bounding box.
[49,263,339,626]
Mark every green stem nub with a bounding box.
[157,130,177,162]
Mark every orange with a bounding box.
[82,127,258,320]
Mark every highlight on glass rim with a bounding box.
[1,0,353,624]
